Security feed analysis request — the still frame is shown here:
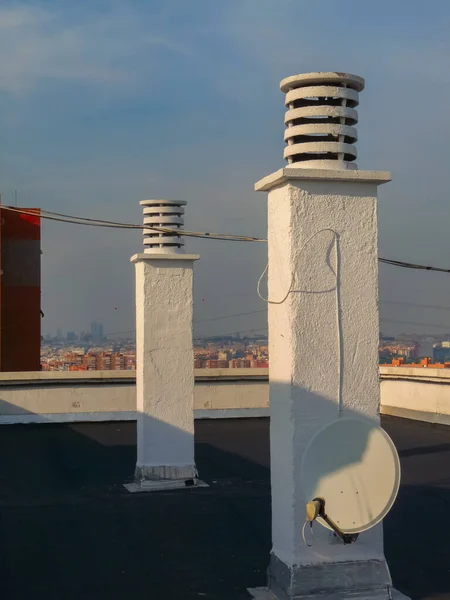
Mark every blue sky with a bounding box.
[1,0,450,337]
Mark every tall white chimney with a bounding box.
[254,72,402,599]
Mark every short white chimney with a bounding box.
[129,199,199,490]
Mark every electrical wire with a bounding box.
[380,317,450,331]
[49,316,270,341]
[102,329,136,337]
[194,326,268,339]
[379,257,450,274]
[72,315,449,340]
[5,205,450,274]
[0,205,266,243]
[194,309,267,324]
[381,300,450,312]
[90,310,269,336]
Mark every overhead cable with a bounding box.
[381,300,450,312]
[380,317,450,330]
[4,205,450,274]
[378,257,450,274]
[194,326,268,339]
[0,205,266,243]
[106,309,269,334]
[194,309,267,323]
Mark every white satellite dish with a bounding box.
[301,418,400,542]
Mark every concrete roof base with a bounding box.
[266,553,395,600]
[0,417,444,598]
[248,588,277,599]
[248,587,410,600]
[124,478,208,493]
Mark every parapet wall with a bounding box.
[0,367,449,425]
[0,369,269,424]
[380,366,450,425]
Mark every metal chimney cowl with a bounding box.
[281,72,365,170]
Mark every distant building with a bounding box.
[251,360,269,368]
[89,321,105,342]
[111,353,125,370]
[229,359,251,368]
[90,322,99,341]
[123,354,136,370]
[95,353,111,370]
[0,207,41,371]
[418,340,434,359]
[83,354,97,370]
[205,360,228,369]
[433,343,450,363]
[379,342,418,362]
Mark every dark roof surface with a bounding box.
[0,416,449,600]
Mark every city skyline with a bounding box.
[41,331,450,372]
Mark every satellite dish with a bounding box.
[301,418,400,540]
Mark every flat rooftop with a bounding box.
[1,416,449,599]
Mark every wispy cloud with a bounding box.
[0,4,184,94]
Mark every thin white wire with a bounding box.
[257,228,343,415]
[257,229,337,303]
[257,262,292,305]
[302,520,314,547]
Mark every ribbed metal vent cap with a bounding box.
[140,200,186,254]
[281,72,365,170]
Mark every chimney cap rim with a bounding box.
[280,72,365,94]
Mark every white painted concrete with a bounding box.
[132,250,199,481]
[254,167,391,192]
[257,163,392,597]
[280,72,365,94]
[0,370,135,382]
[0,376,135,417]
[0,370,269,424]
[380,366,450,424]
